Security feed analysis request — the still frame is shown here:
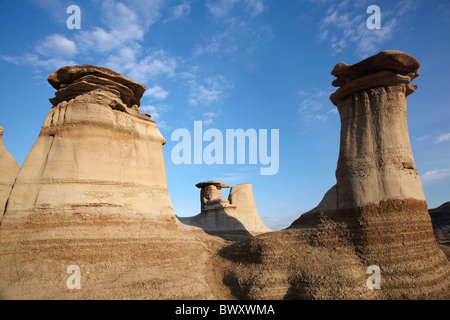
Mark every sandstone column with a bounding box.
[228,184,271,233]
[220,51,449,300]
[331,50,425,209]
[0,126,20,223]
[1,65,175,229]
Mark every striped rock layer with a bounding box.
[0,66,191,299]
[217,51,449,299]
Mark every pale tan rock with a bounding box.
[178,182,270,234]
[228,184,271,233]
[0,126,20,223]
[0,67,186,299]
[218,51,450,300]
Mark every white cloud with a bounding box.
[189,75,233,106]
[0,53,76,70]
[244,0,265,16]
[75,1,146,53]
[206,0,265,19]
[193,30,238,57]
[35,34,77,57]
[144,85,169,100]
[318,0,419,56]
[105,48,177,85]
[421,169,450,182]
[164,2,191,22]
[202,111,219,126]
[140,103,171,122]
[435,133,450,144]
[298,87,335,123]
[416,134,430,142]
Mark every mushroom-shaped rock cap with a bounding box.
[331,50,420,82]
[330,50,420,106]
[0,126,4,136]
[48,65,146,107]
[196,181,230,189]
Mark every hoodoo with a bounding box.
[0,126,20,223]
[178,181,271,234]
[218,51,450,300]
[0,66,211,299]
[1,65,174,224]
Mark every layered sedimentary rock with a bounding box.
[0,127,20,223]
[218,51,450,299]
[0,66,213,299]
[178,181,270,234]
[2,65,174,223]
[228,184,271,233]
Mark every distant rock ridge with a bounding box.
[429,202,450,246]
[218,50,450,300]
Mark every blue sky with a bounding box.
[0,0,449,230]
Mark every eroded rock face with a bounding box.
[0,127,20,223]
[218,51,450,300]
[0,66,194,299]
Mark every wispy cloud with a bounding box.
[318,0,420,56]
[435,133,450,144]
[105,47,177,85]
[35,34,77,58]
[164,1,191,23]
[144,85,169,100]
[298,88,336,123]
[206,0,265,19]
[421,169,450,182]
[0,53,76,70]
[202,111,219,126]
[189,75,233,106]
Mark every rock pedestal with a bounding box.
[0,66,204,299]
[228,184,271,233]
[0,127,20,223]
[178,181,270,234]
[219,51,450,300]
[2,66,174,225]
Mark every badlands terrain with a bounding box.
[0,50,448,300]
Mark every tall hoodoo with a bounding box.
[219,51,449,300]
[330,50,425,209]
[0,66,192,299]
[1,65,174,224]
[0,126,20,223]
